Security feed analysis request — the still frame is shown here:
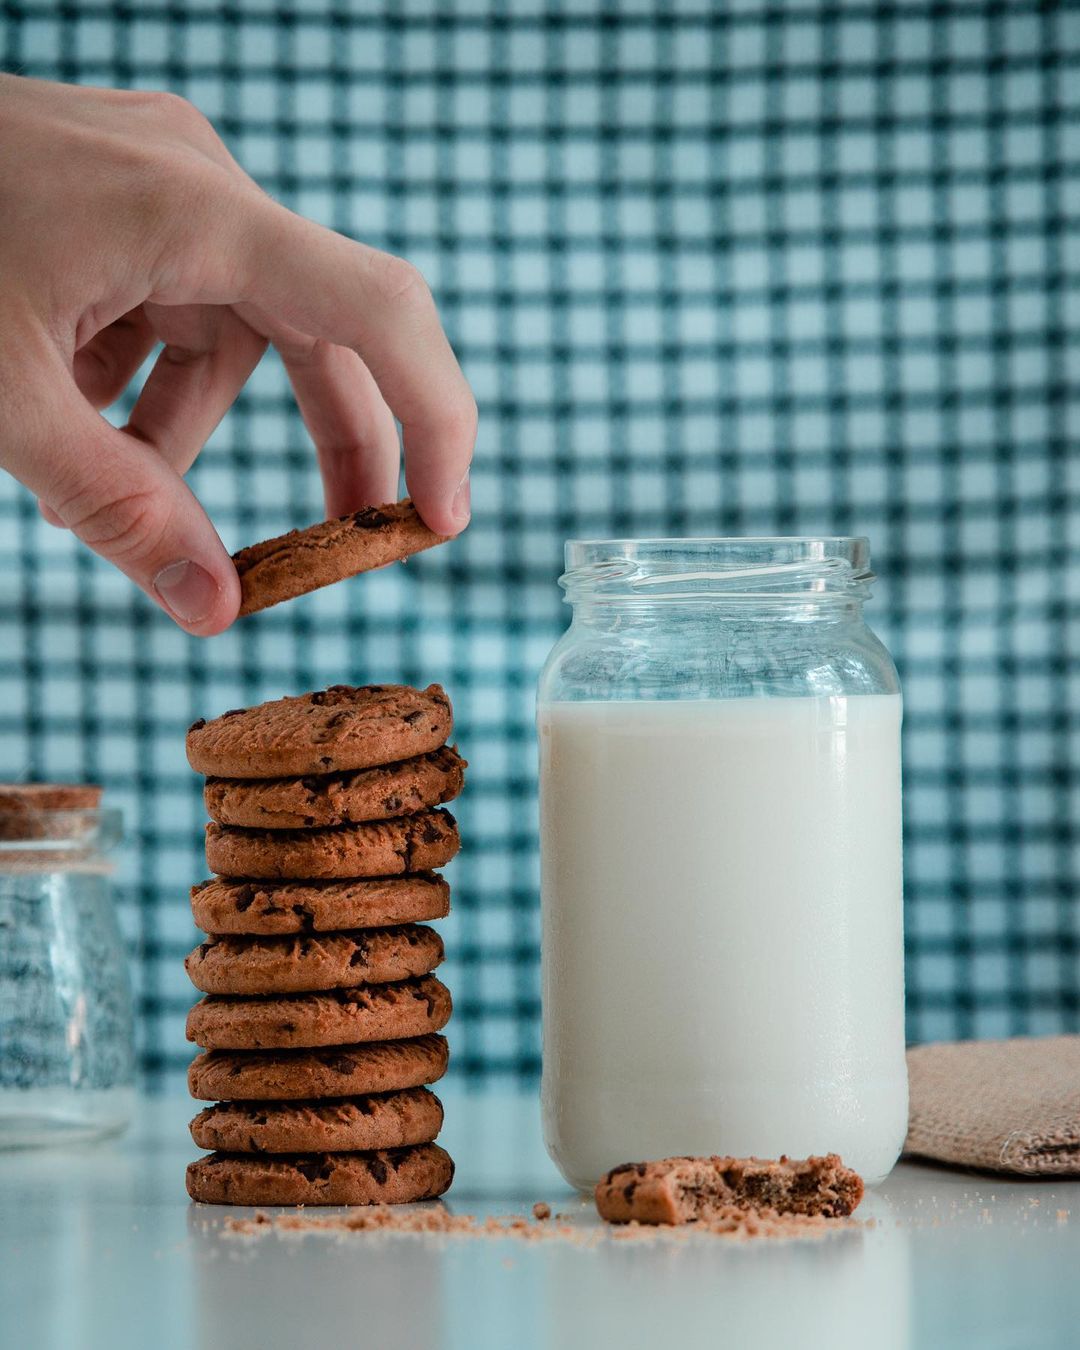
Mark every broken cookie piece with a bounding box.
[595,1153,864,1225]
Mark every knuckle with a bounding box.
[369,253,432,309]
[104,143,191,231]
[76,346,122,407]
[159,341,214,371]
[110,87,169,118]
[147,89,209,134]
[273,332,325,366]
[123,154,235,266]
[60,482,172,567]
[121,88,215,144]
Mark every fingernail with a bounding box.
[153,559,220,625]
[452,472,471,528]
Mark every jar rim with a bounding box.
[565,535,869,561]
[561,536,874,603]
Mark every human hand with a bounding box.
[0,75,476,635]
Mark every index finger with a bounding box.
[237,202,476,536]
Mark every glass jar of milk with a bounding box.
[537,538,907,1189]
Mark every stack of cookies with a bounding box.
[182,683,464,1207]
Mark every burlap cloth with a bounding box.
[905,1036,1080,1174]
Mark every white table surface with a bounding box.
[2,1091,1079,1350]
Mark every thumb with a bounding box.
[10,391,240,636]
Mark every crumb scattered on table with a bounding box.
[219,1199,855,1245]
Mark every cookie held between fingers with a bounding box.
[204,745,466,830]
[595,1154,864,1226]
[190,873,450,935]
[205,809,460,880]
[186,683,452,779]
[184,926,445,995]
[188,1034,449,1101]
[189,1087,445,1154]
[186,1142,455,1206]
[186,976,452,1049]
[232,501,450,617]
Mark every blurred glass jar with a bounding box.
[0,786,135,1145]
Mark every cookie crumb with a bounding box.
[223,1210,273,1236]
[532,1202,552,1221]
[219,1203,600,1244]
[217,1199,855,1245]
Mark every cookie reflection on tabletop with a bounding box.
[186,1202,445,1350]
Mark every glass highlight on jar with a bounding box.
[537,538,907,1190]
[0,788,135,1145]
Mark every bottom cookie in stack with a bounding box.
[187,1142,455,1207]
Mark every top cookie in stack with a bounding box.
[183,683,464,1208]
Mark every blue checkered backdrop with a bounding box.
[1,2,1079,1090]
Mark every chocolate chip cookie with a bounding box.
[186,976,452,1049]
[186,683,452,779]
[187,1141,455,1205]
[189,1087,445,1154]
[189,873,450,935]
[232,501,450,618]
[204,745,465,830]
[184,926,444,996]
[188,1034,449,1102]
[204,809,459,880]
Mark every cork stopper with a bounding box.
[0,784,103,842]
[0,785,117,872]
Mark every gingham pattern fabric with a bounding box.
[1,2,1079,1091]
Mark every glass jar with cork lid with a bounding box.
[0,785,135,1145]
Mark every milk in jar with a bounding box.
[537,538,908,1190]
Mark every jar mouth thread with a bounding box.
[560,538,874,604]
